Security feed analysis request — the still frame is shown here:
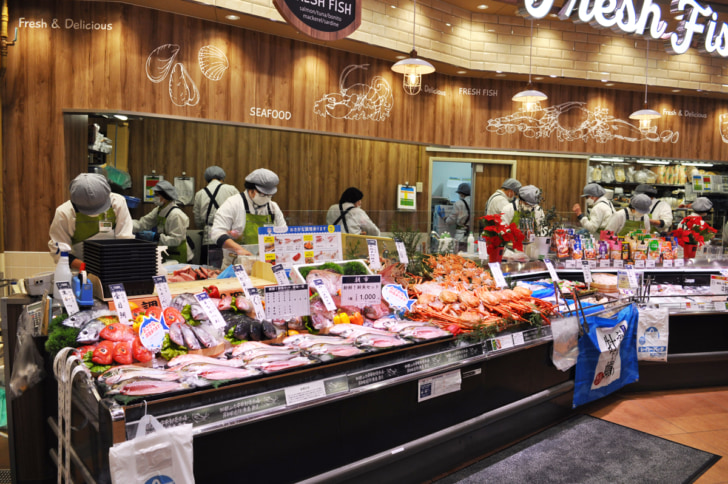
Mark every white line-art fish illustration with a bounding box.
[314,64,393,121]
[486,101,679,144]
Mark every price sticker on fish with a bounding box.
[311,278,337,311]
[55,281,80,316]
[341,275,382,307]
[367,239,381,270]
[108,283,132,325]
[153,275,172,309]
[394,238,409,264]
[194,292,227,330]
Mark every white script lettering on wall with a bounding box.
[313,65,393,121]
[486,102,679,143]
[198,45,230,81]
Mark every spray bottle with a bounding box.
[467,233,475,253]
[53,242,73,301]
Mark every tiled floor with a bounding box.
[582,387,728,483]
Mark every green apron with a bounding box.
[240,194,273,245]
[618,209,644,237]
[158,206,187,263]
[71,207,116,245]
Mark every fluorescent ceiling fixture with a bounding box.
[636,159,670,165]
[590,156,624,162]
[225,14,240,20]
[683,162,714,167]
[477,4,488,9]
[113,114,128,121]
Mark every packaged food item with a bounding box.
[661,240,673,260]
[633,239,648,260]
[584,239,596,260]
[621,242,631,261]
[610,241,622,260]
[648,239,661,261]
[598,241,609,260]
[571,240,583,260]
[555,229,570,259]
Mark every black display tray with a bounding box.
[99,279,155,299]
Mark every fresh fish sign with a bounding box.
[274,0,361,40]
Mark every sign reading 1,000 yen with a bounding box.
[341,275,381,307]
[273,0,361,41]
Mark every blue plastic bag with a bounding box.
[572,303,639,408]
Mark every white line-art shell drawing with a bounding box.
[146,44,180,83]
[313,64,393,121]
[486,102,679,144]
[720,114,728,143]
[169,63,200,107]
[198,45,229,81]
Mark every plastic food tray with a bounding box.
[290,259,373,284]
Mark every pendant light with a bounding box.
[630,38,661,131]
[512,19,547,112]
[391,0,435,95]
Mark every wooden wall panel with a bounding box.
[4,0,728,251]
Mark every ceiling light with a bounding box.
[606,83,614,86]
[513,20,547,112]
[391,0,435,95]
[549,74,557,78]
[590,156,624,162]
[391,5,396,8]
[113,114,128,121]
[601,79,608,82]
[477,4,488,9]
[630,39,661,131]
[395,55,406,60]
[496,73,506,77]
[672,89,680,92]
[682,162,714,167]
[636,159,670,165]
[457,70,467,74]
[225,14,240,21]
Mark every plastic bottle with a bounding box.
[467,233,475,253]
[53,242,73,301]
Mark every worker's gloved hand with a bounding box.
[136,230,157,242]
[436,206,445,218]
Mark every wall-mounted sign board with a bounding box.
[274,0,361,41]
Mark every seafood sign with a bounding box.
[314,65,393,121]
[487,101,679,144]
[382,284,416,311]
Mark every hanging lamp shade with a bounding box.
[391,0,435,95]
[513,20,547,111]
[630,39,661,131]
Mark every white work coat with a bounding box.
[193,180,239,245]
[326,203,380,236]
[579,196,615,234]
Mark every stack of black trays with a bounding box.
[83,239,158,298]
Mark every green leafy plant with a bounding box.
[535,205,562,238]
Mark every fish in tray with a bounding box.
[398,325,452,341]
[176,363,261,381]
[327,324,397,340]
[167,354,246,368]
[305,343,365,358]
[244,352,304,366]
[76,319,108,344]
[283,334,348,348]
[371,319,429,332]
[251,356,315,373]
[355,333,411,349]
[63,309,117,328]
[107,379,191,396]
[231,345,298,361]
[98,365,182,386]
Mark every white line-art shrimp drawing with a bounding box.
[486,102,679,144]
[198,45,229,81]
[314,64,393,121]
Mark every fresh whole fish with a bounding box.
[355,333,411,349]
[363,302,390,320]
[112,340,133,365]
[217,295,233,311]
[99,365,180,386]
[179,323,202,350]
[132,336,154,363]
[76,319,107,344]
[306,343,364,358]
[190,324,215,348]
[283,334,348,348]
[255,356,314,373]
[232,345,297,360]
[99,323,136,342]
[243,352,301,365]
[114,379,189,396]
[399,325,452,341]
[234,296,253,313]
[233,319,251,340]
[190,303,208,321]
[63,309,117,328]
[328,324,395,339]
[170,293,197,311]
[168,322,185,346]
[177,363,260,381]
[92,340,116,365]
[167,354,246,368]
[248,320,263,341]
[262,320,277,340]
[229,341,271,356]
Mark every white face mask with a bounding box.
[253,193,272,206]
[585,198,595,207]
[153,196,165,207]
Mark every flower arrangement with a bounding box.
[671,215,717,247]
[480,214,525,251]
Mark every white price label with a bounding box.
[341,275,382,307]
[108,283,132,325]
[312,278,337,311]
[488,262,508,288]
[589,260,597,269]
[264,284,310,319]
[613,259,624,268]
[284,380,327,406]
[271,264,290,286]
[544,259,560,281]
[674,259,685,268]
[248,288,266,320]
[367,239,381,270]
[394,238,409,265]
[599,259,611,268]
[512,332,525,346]
[477,241,487,260]
[491,334,514,351]
[233,264,254,296]
[625,266,639,289]
[565,259,576,269]
[153,275,172,309]
[646,259,656,268]
[663,259,673,268]
[55,281,80,316]
[720,269,728,278]
[581,260,592,284]
[635,259,645,268]
[194,292,227,330]
[714,301,728,311]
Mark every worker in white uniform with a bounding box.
[49,173,134,269]
[634,184,673,234]
[194,166,239,267]
[604,193,651,236]
[572,183,615,235]
[485,178,521,216]
[442,183,471,251]
[326,187,381,236]
[502,185,545,228]
[133,180,192,263]
[211,168,287,268]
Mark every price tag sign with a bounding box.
[248,288,266,320]
[194,292,227,330]
[284,381,327,406]
[544,259,560,281]
[663,259,673,268]
[512,332,525,346]
[488,262,508,288]
[646,259,656,268]
[613,259,624,268]
[710,275,728,294]
[625,266,639,289]
[311,278,337,311]
[588,260,596,269]
[581,260,592,284]
[720,269,728,278]
[599,259,611,268]
[367,239,381,271]
[635,259,645,268]
[714,301,728,311]
[341,275,382,307]
[477,241,487,260]
[394,238,409,265]
[490,334,514,351]
[55,281,80,316]
[138,315,165,351]
[271,264,290,286]
[675,259,685,268]
[565,259,576,269]
[233,264,254,297]
[153,275,172,309]
[108,283,132,325]
[264,284,310,319]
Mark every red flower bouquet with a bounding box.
[672,215,717,247]
[480,214,526,251]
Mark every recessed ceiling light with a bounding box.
[477,4,488,9]
[496,70,502,73]
[457,70,467,74]
[391,4,396,8]
[549,74,557,78]
[601,79,607,82]
[225,14,240,20]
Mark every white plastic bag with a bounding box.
[636,307,669,362]
[551,315,580,371]
[109,414,194,484]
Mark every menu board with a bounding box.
[258,225,343,269]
